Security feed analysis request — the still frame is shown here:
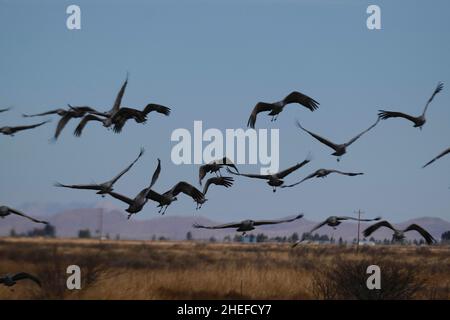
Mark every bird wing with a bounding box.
[109,75,128,115]
[0,107,12,113]
[198,164,211,185]
[193,222,242,229]
[74,114,104,137]
[247,102,274,128]
[170,181,205,202]
[363,220,396,237]
[422,82,444,116]
[107,191,134,206]
[149,158,161,189]
[12,273,42,287]
[336,216,381,222]
[308,220,329,233]
[296,121,339,151]
[22,109,61,117]
[54,182,101,191]
[377,110,418,124]
[214,157,239,173]
[54,113,75,139]
[10,121,50,134]
[276,157,311,179]
[422,147,450,168]
[145,189,166,203]
[8,207,49,224]
[281,170,319,188]
[253,214,304,226]
[345,117,380,147]
[404,224,436,245]
[109,148,145,185]
[328,170,364,176]
[226,168,271,180]
[282,91,319,111]
[143,103,171,116]
[202,176,234,195]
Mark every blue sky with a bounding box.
[0,0,449,222]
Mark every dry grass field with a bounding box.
[0,237,449,300]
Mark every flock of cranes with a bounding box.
[0,77,448,288]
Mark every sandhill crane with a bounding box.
[247,91,319,128]
[106,158,161,219]
[0,273,41,287]
[378,82,443,129]
[0,205,49,224]
[422,147,450,168]
[23,106,103,140]
[196,176,234,209]
[226,155,311,192]
[0,107,11,113]
[147,181,205,215]
[199,157,239,185]
[292,215,381,247]
[0,120,50,136]
[296,118,380,161]
[54,148,144,197]
[193,214,304,235]
[363,220,436,245]
[282,169,364,188]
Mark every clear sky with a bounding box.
[1,0,449,222]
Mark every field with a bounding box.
[0,237,449,300]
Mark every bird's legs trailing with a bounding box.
[161,205,169,215]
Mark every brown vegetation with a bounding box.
[0,237,448,300]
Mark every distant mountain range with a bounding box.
[1,207,449,241]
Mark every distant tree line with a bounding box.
[9,224,56,238]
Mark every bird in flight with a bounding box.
[54,148,145,197]
[0,273,42,288]
[363,220,436,245]
[0,205,49,224]
[422,147,450,168]
[198,157,239,185]
[247,91,319,128]
[282,169,364,188]
[227,155,311,192]
[293,215,381,247]
[296,118,380,161]
[193,214,304,235]
[147,181,205,215]
[0,120,50,136]
[378,82,444,129]
[0,107,12,113]
[195,176,234,209]
[106,158,161,219]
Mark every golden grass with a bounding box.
[0,237,448,300]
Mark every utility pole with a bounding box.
[354,209,364,252]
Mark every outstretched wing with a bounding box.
[8,207,49,224]
[109,148,145,185]
[107,191,134,206]
[54,182,101,191]
[198,164,212,185]
[149,158,161,189]
[247,102,274,128]
[202,176,234,195]
[336,216,381,222]
[109,74,128,115]
[363,220,396,237]
[23,109,61,117]
[296,121,339,151]
[308,220,329,234]
[0,107,12,113]
[226,168,271,180]
[404,224,435,245]
[281,171,319,188]
[54,113,75,139]
[12,273,42,287]
[422,147,450,168]
[345,117,380,147]
[193,222,241,229]
[74,114,104,137]
[328,170,364,177]
[282,91,319,111]
[253,214,304,226]
[146,189,166,203]
[10,121,50,134]
[378,110,418,124]
[276,157,311,179]
[171,181,205,202]
[143,104,171,116]
[422,82,444,116]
